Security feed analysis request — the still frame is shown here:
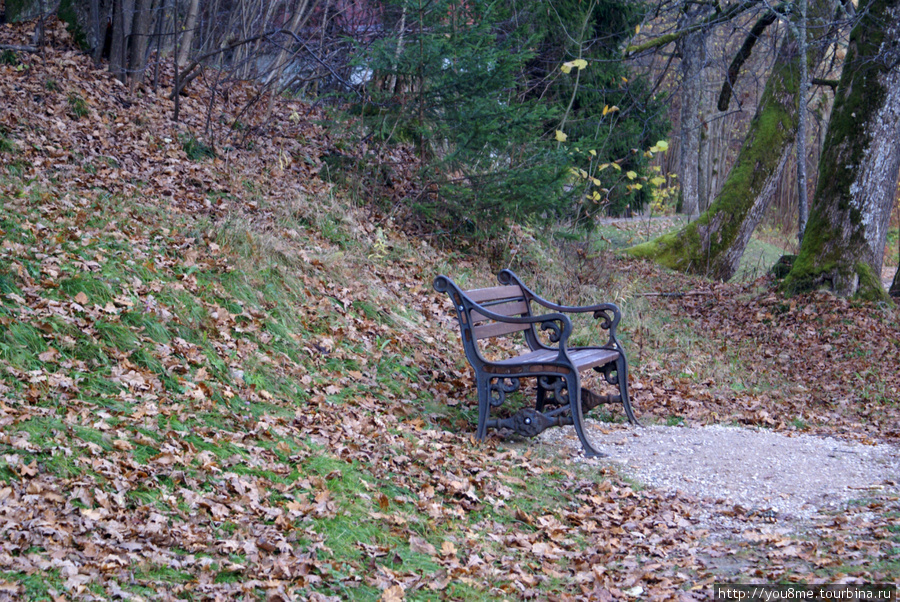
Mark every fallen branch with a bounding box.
[0,44,39,52]
[638,291,714,298]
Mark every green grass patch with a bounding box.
[181,134,216,161]
[60,274,115,304]
[96,319,139,352]
[2,569,66,599]
[67,92,90,119]
[0,321,47,369]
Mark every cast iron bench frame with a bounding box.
[434,269,639,457]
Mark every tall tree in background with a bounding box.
[58,0,157,85]
[534,0,670,216]
[352,0,669,234]
[783,0,900,300]
[676,3,710,217]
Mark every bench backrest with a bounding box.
[464,285,533,340]
[433,275,538,367]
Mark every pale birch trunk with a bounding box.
[677,11,706,217]
[175,0,200,67]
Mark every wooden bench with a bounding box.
[433,269,638,457]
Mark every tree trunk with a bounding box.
[109,0,134,83]
[263,0,314,86]
[175,0,200,68]
[891,260,900,297]
[127,0,155,90]
[783,0,900,300]
[677,12,706,217]
[794,0,811,242]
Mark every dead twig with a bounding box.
[638,291,715,298]
[0,44,39,52]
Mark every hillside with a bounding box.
[1,19,900,600]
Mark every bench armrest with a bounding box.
[479,307,574,348]
[497,269,623,349]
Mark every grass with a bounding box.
[67,92,89,119]
[181,134,216,161]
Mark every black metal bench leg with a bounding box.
[565,374,605,458]
[616,355,640,426]
[535,379,548,412]
[475,375,491,440]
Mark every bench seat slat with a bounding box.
[474,321,531,340]
[491,348,619,371]
[465,285,524,303]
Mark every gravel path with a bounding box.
[539,423,900,531]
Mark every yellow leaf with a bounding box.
[632,183,643,190]
[562,59,588,73]
[626,170,637,180]
[655,140,669,151]
[589,150,597,156]
[592,191,602,200]
[608,105,619,113]
[602,104,610,116]
[580,169,588,178]
[598,163,610,171]
[635,24,641,35]
[650,176,666,187]
[621,76,628,83]
[591,178,602,186]
[611,163,622,171]
[555,130,568,142]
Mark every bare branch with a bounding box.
[624,0,762,56]
[717,4,785,110]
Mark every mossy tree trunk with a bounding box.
[783,0,900,301]
[628,36,800,280]
[627,0,833,280]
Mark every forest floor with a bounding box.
[0,18,899,601]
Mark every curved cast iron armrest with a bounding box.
[497,269,622,346]
[478,307,575,351]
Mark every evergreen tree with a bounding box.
[523,0,671,216]
[355,0,568,235]
[352,0,669,234]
